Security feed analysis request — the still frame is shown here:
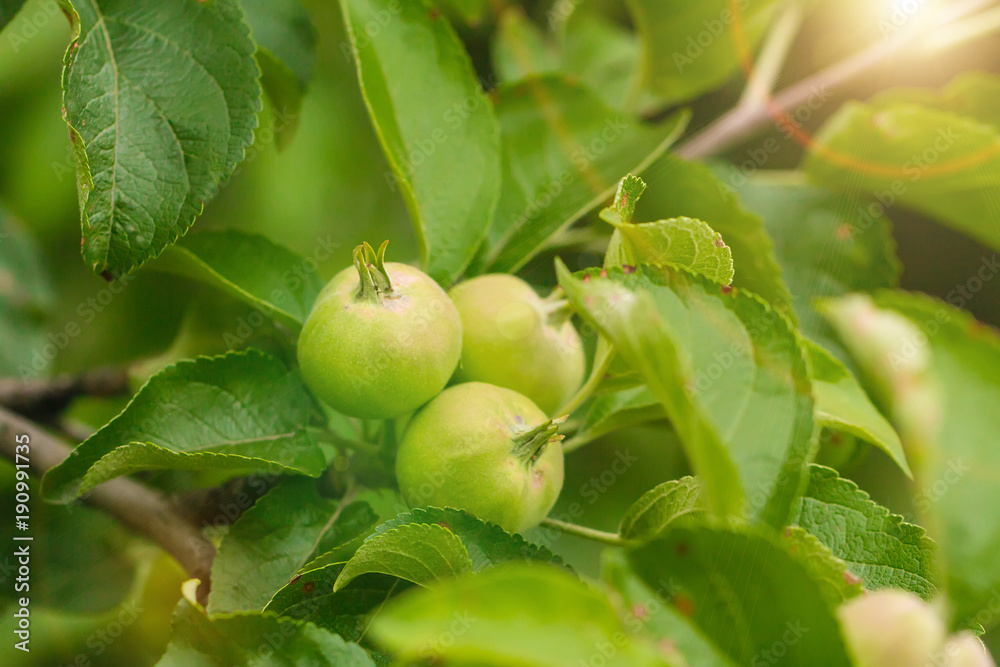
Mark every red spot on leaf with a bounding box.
[675,542,690,557]
[289,574,302,585]
[632,603,649,620]
[659,639,679,656]
[428,7,440,19]
[674,594,696,617]
[836,224,853,241]
[714,237,725,247]
[599,269,609,278]
[303,581,316,594]
[721,285,734,295]
[436,520,452,531]
[844,571,862,586]
[622,265,636,274]
[100,270,114,282]
[582,274,592,282]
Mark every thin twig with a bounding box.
[0,367,130,418]
[556,343,616,417]
[677,0,997,159]
[540,517,634,547]
[926,4,1000,51]
[737,2,805,108]
[0,406,216,603]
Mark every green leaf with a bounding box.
[805,73,1000,255]
[492,8,558,83]
[628,523,853,666]
[805,339,910,476]
[0,0,25,33]
[371,563,678,666]
[0,461,135,613]
[876,71,1000,127]
[62,0,261,278]
[0,208,53,378]
[42,349,326,503]
[159,585,376,666]
[822,292,1000,627]
[567,385,665,451]
[492,10,663,115]
[638,155,792,313]
[781,525,863,606]
[333,523,474,592]
[727,171,901,364]
[791,464,937,600]
[150,230,325,330]
[619,476,705,541]
[209,478,379,613]
[606,215,735,286]
[264,564,402,641]
[339,0,501,284]
[557,263,815,527]
[242,0,316,148]
[303,488,409,570]
[561,11,663,115]
[437,0,489,25]
[602,551,736,667]
[372,507,568,571]
[601,173,646,226]
[625,0,779,104]
[476,76,689,273]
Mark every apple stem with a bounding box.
[541,291,575,326]
[354,240,393,303]
[512,415,567,464]
[556,340,616,417]
[540,517,634,547]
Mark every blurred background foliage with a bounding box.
[1,0,999,663]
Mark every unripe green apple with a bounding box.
[395,382,565,533]
[838,590,946,667]
[943,632,995,667]
[297,242,462,419]
[448,274,585,415]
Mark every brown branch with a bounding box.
[0,406,215,603]
[677,0,997,159]
[0,367,130,419]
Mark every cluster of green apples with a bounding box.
[296,242,584,533]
